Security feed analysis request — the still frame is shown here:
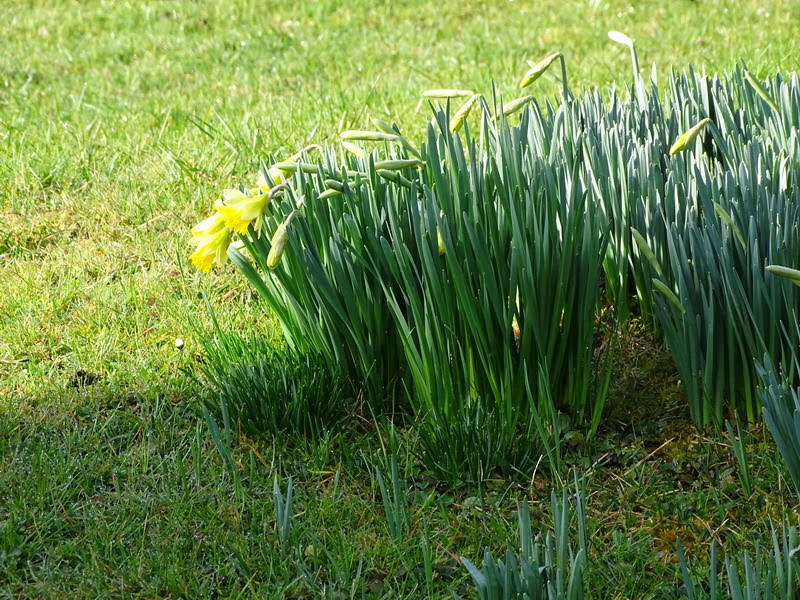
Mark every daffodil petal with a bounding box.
[217,205,251,235]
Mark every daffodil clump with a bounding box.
[192,31,800,484]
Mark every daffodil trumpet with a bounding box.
[216,184,286,235]
[190,211,233,272]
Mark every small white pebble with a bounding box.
[175,338,184,350]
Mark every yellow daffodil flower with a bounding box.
[190,212,232,272]
[512,292,521,345]
[217,189,268,235]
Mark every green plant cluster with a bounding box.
[679,524,800,600]
[462,487,587,600]
[467,483,799,600]
[196,39,800,490]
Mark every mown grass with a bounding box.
[2,356,796,597]
[2,0,800,597]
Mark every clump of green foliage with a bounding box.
[193,36,800,494]
[679,523,800,600]
[462,483,587,600]
[199,308,351,440]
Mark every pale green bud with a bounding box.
[340,130,401,143]
[766,265,800,286]
[449,94,481,132]
[377,169,413,188]
[374,159,423,170]
[371,118,396,135]
[607,31,633,47]
[669,118,711,155]
[422,89,475,99]
[494,95,535,120]
[318,188,343,200]
[519,52,561,88]
[267,222,289,270]
[342,141,368,158]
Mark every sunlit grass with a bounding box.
[1,0,799,596]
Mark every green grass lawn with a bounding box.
[2,0,800,597]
